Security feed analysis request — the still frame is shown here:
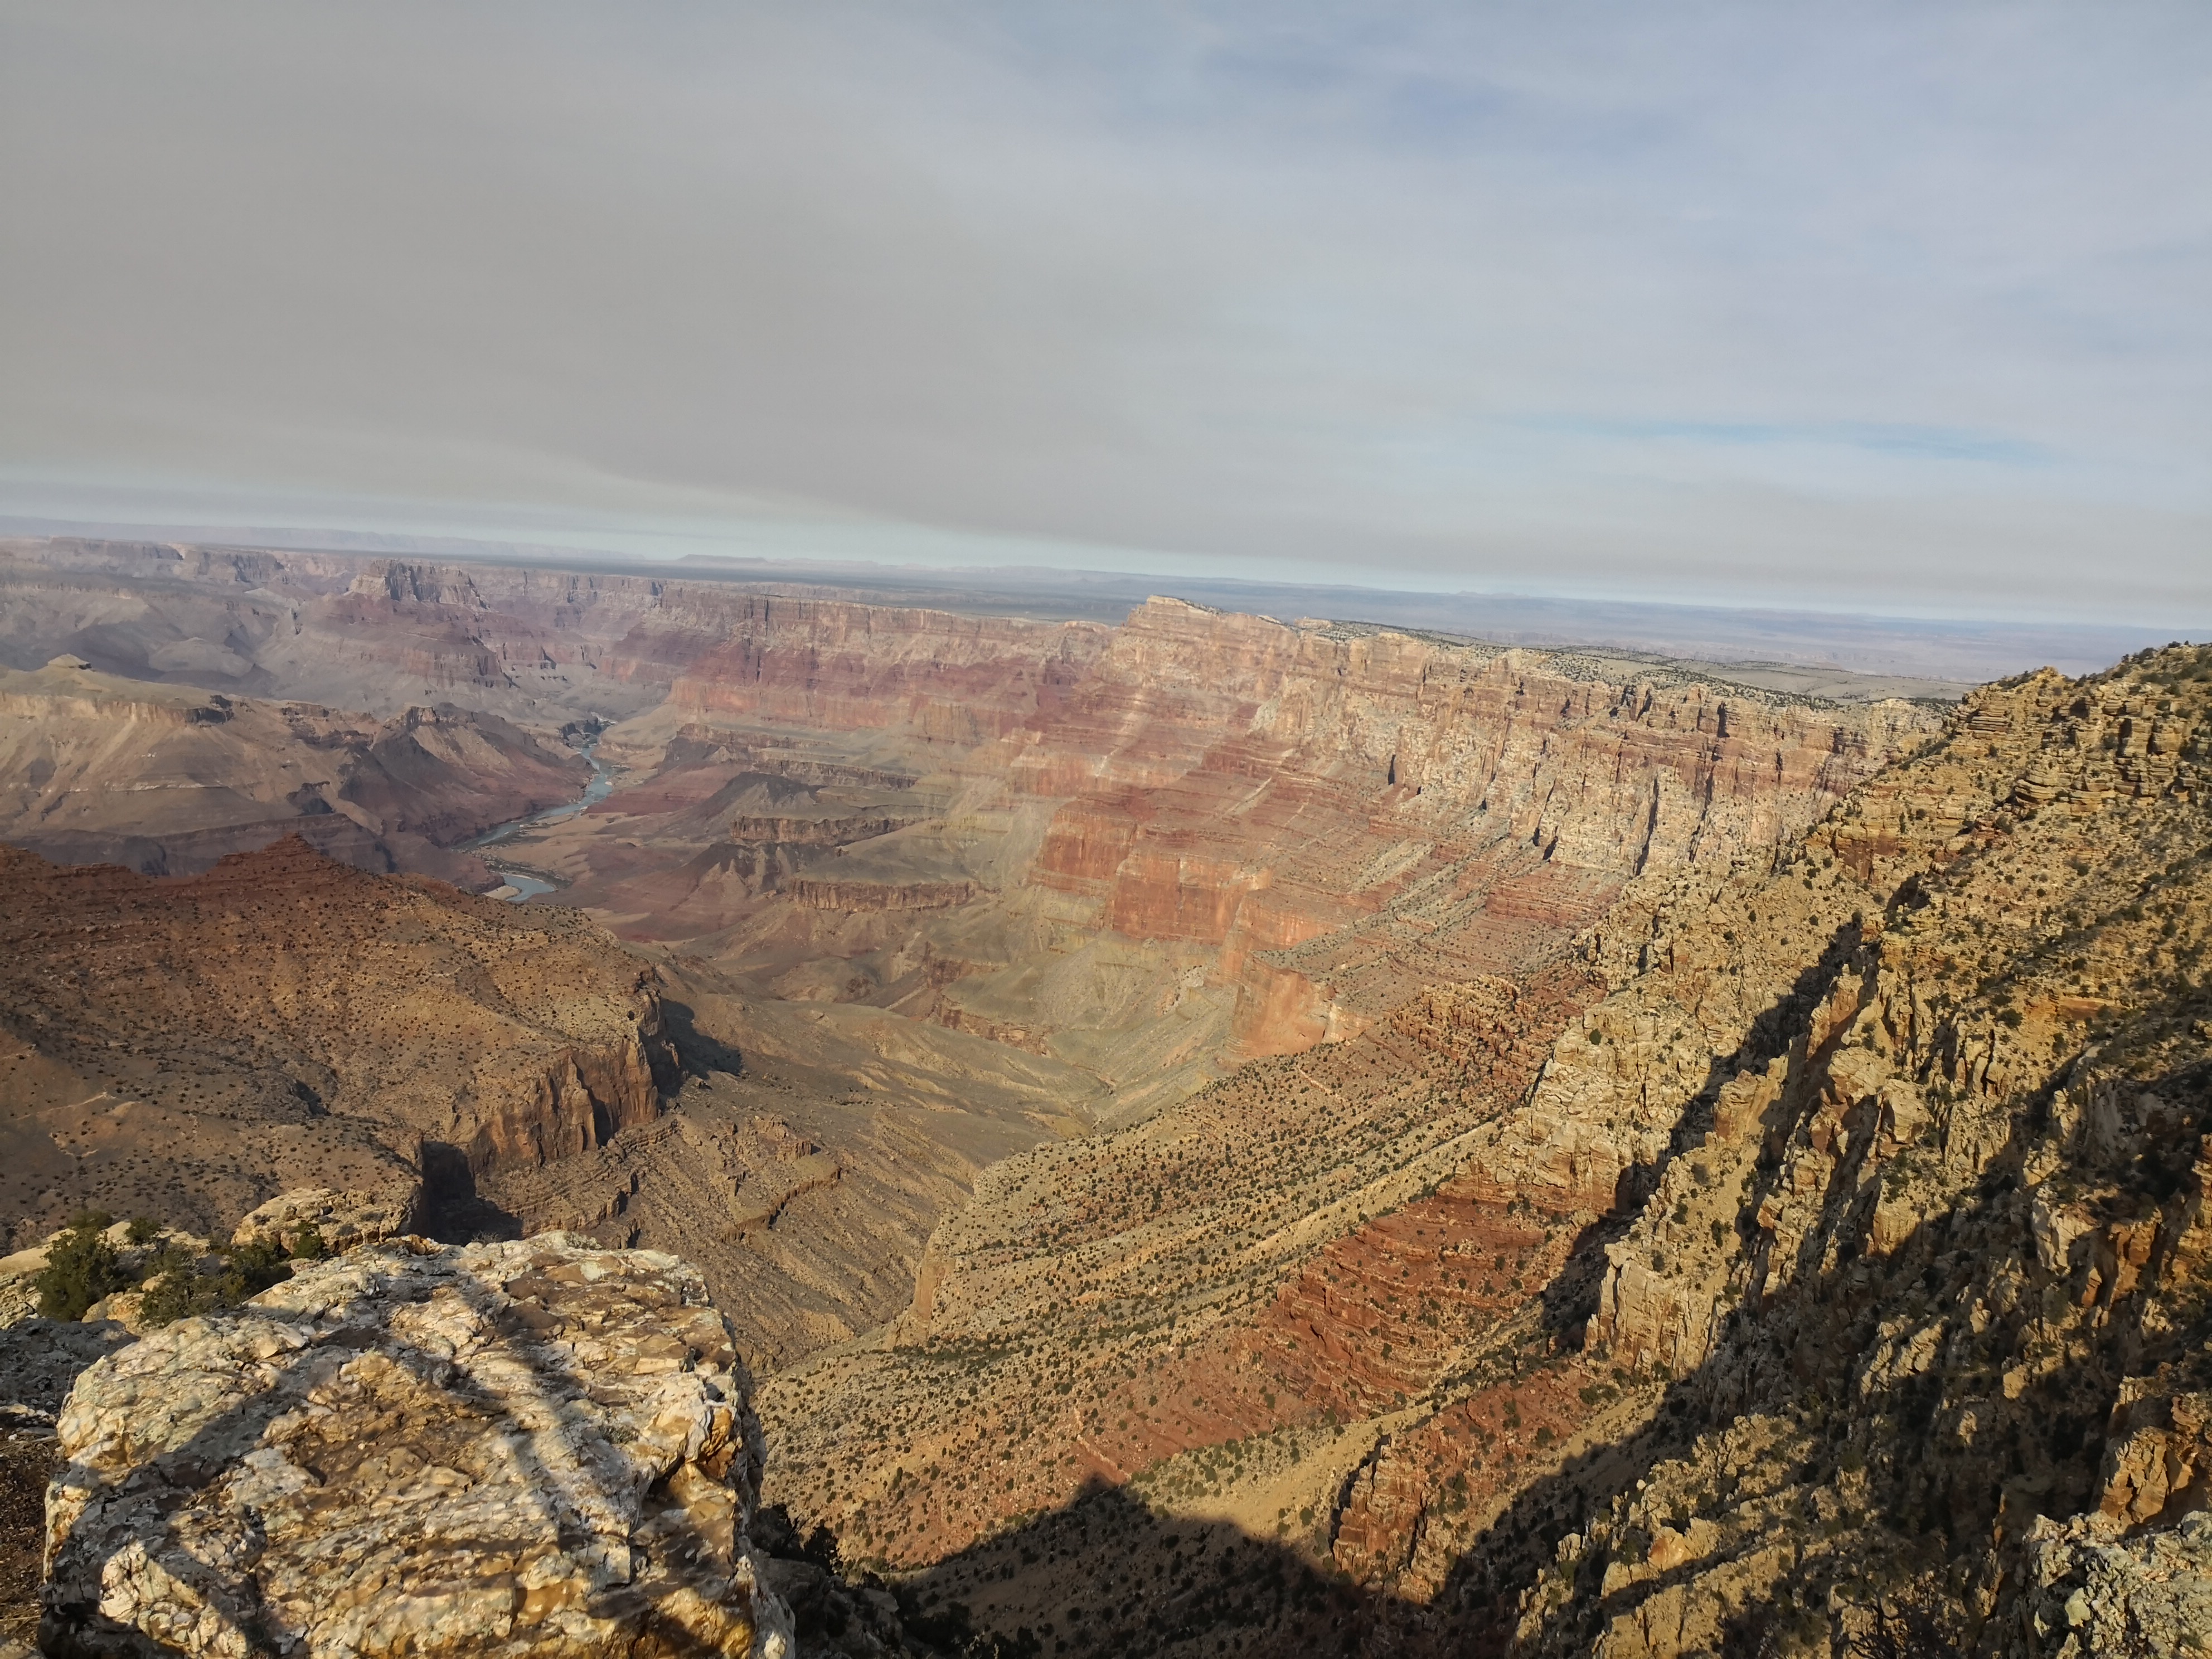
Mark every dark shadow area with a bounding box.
[418,1139,523,1243]
[883,1478,1401,1659]
[0,1423,59,1646]
[663,996,746,1082]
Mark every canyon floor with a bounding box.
[4,536,2205,1656]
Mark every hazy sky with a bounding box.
[3,2,2206,623]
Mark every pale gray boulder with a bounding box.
[41,1234,795,1658]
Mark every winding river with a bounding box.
[461,729,614,901]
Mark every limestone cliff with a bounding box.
[996,598,1930,1058]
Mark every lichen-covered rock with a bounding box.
[229,1185,424,1253]
[2017,1510,2212,1656]
[41,1235,795,1658]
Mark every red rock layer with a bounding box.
[652,595,1110,744]
[981,600,1930,1052]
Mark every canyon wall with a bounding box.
[0,838,677,1248]
[751,644,2212,1658]
[986,599,1932,1060]
[461,576,1938,1117]
[1,532,1935,1136]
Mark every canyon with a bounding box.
[751,642,2212,1656]
[8,535,2205,1655]
[0,654,585,888]
[0,537,1931,1368]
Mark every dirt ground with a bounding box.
[0,1427,55,1646]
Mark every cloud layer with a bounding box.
[2,2,2206,622]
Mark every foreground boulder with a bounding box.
[42,1235,796,1658]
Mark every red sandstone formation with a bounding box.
[2,542,1930,1104]
[755,645,2212,1659]
[541,591,1935,1114]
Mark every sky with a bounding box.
[2,2,2207,626]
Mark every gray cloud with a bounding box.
[1,1,2206,623]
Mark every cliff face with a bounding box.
[542,590,1933,1122]
[0,838,676,1248]
[0,543,1931,1115]
[991,599,1928,1060]
[1461,650,2212,1656]
[754,644,2212,1658]
[649,594,1109,741]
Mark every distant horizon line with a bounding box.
[3,513,2198,648]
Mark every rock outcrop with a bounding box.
[1462,647,2212,1656]
[40,1235,795,1658]
[0,839,676,1248]
[229,1187,425,1253]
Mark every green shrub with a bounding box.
[35,1213,132,1321]
[135,1235,302,1329]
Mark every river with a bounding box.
[460,728,615,902]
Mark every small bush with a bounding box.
[35,1213,133,1321]
[136,1236,303,1329]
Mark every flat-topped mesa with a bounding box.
[40,1236,799,1659]
[0,838,677,1246]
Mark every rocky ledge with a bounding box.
[40,1235,797,1659]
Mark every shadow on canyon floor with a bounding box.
[662,995,748,1083]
